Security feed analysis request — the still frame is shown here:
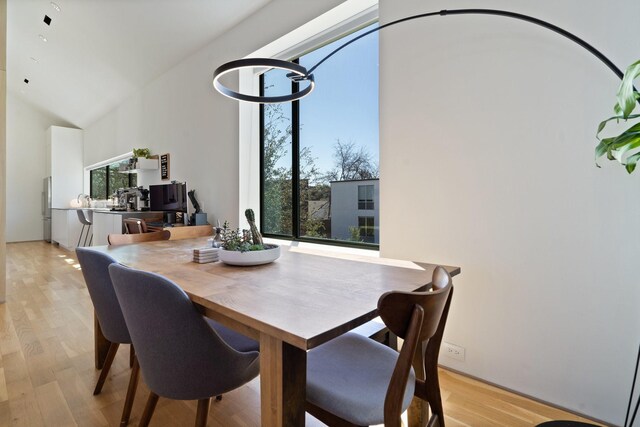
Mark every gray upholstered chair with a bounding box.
[108,263,260,427]
[75,248,138,426]
[306,266,453,427]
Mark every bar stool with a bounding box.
[77,209,93,247]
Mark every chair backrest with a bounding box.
[377,266,453,425]
[167,225,213,240]
[107,230,171,246]
[75,248,130,344]
[425,265,454,375]
[378,267,452,342]
[76,209,92,225]
[123,218,147,234]
[108,263,259,400]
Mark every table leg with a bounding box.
[408,341,428,427]
[94,312,111,369]
[260,334,306,427]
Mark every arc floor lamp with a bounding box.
[212,8,639,427]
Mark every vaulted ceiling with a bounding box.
[7,0,270,128]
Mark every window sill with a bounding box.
[264,236,381,260]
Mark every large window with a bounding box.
[90,159,136,199]
[261,22,379,247]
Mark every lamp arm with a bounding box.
[213,8,638,104]
[306,8,624,80]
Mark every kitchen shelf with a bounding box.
[118,157,158,174]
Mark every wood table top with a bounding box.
[90,238,460,350]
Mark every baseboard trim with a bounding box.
[439,365,614,427]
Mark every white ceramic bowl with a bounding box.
[219,244,280,266]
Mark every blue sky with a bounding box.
[264,24,379,178]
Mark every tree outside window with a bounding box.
[261,22,379,247]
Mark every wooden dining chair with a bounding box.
[108,264,260,427]
[107,230,171,245]
[75,248,139,426]
[305,266,453,427]
[167,224,213,240]
[123,218,148,234]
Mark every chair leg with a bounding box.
[424,363,445,427]
[94,342,120,395]
[77,224,86,247]
[129,344,135,368]
[120,356,140,426]
[195,398,211,427]
[139,392,159,427]
[83,225,91,246]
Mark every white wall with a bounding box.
[6,93,72,242]
[83,0,345,227]
[380,0,640,424]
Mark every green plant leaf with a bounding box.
[616,59,640,118]
[612,134,640,162]
[596,114,640,136]
[624,151,640,173]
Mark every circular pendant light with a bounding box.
[212,58,315,104]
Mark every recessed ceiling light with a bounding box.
[24,78,29,84]
[50,2,61,12]
[30,57,39,63]
[44,15,52,26]
[38,34,47,42]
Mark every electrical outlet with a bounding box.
[442,342,465,361]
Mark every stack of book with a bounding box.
[193,247,220,264]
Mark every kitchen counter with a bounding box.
[53,207,164,214]
[91,211,169,246]
[90,209,164,215]
[51,209,169,249]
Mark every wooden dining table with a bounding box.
[88,238,460,427]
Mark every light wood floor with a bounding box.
[0,241,601,427]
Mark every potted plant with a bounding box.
[132,148,151,159]
[596,60,640,173]
[130,148,159,170]
[218,209,280,266]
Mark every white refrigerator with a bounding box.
[42,177,52,242]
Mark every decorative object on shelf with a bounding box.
[132,148,151,159]
[596,59,640,173]
[130,148,151,169]
[160,153,170,180]
[188,190,208,225]
[218,215,280,266]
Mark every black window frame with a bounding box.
[259,25,379,250]
[89,162,136,200]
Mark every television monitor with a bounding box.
[149,182,187,212]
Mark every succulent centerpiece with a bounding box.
[218,209,280,266]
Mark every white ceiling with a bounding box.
[7,0,271,128]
